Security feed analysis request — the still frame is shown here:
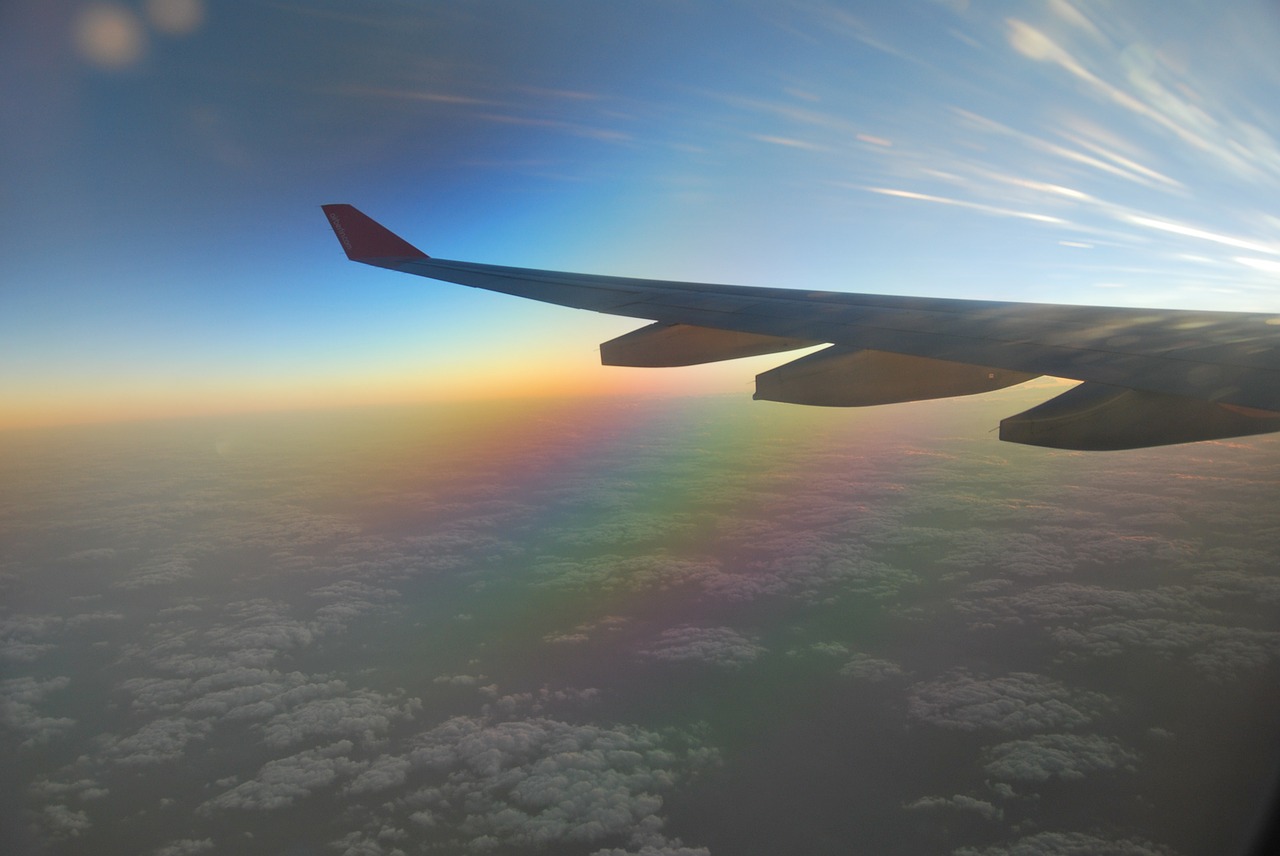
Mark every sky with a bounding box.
[5,3,1280,856]
[4,0,1280,427]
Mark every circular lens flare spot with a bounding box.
[146,0,205,35]
[73,4,147,68]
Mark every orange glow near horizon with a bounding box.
[0,357,1081,432]
[0,351,790,431]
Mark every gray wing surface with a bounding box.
[322,203,1280,450]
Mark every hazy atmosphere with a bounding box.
[4,2,1280,855]
[4,393,1280,855]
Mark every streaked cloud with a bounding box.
[1122,215,1280,255]
[750,134,830,152]
[1005,16,1280,184]
[326,85,496,106]
[862,187,1066,224]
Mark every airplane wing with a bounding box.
[322,203,1280,450]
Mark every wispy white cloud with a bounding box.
[326,84,495,106]
[1005,17,1280,184]
[1122,215,1280,255]
[862,187,1066,224]
[950,108,1182,189]
[477,113,632,143]
[750,134,830,152]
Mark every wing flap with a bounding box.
[601,323,817,367]
[1000,383,1280,450]
[754,346,1038,407]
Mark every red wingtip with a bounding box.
[322,204,429,261]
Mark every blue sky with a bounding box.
[4,0,1280,426]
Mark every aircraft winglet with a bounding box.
[322,204,429,261]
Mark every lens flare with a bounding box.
[73,4,147,69]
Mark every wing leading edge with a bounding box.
[321,204,1280,450]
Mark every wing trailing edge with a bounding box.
[323,204,1280,450]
